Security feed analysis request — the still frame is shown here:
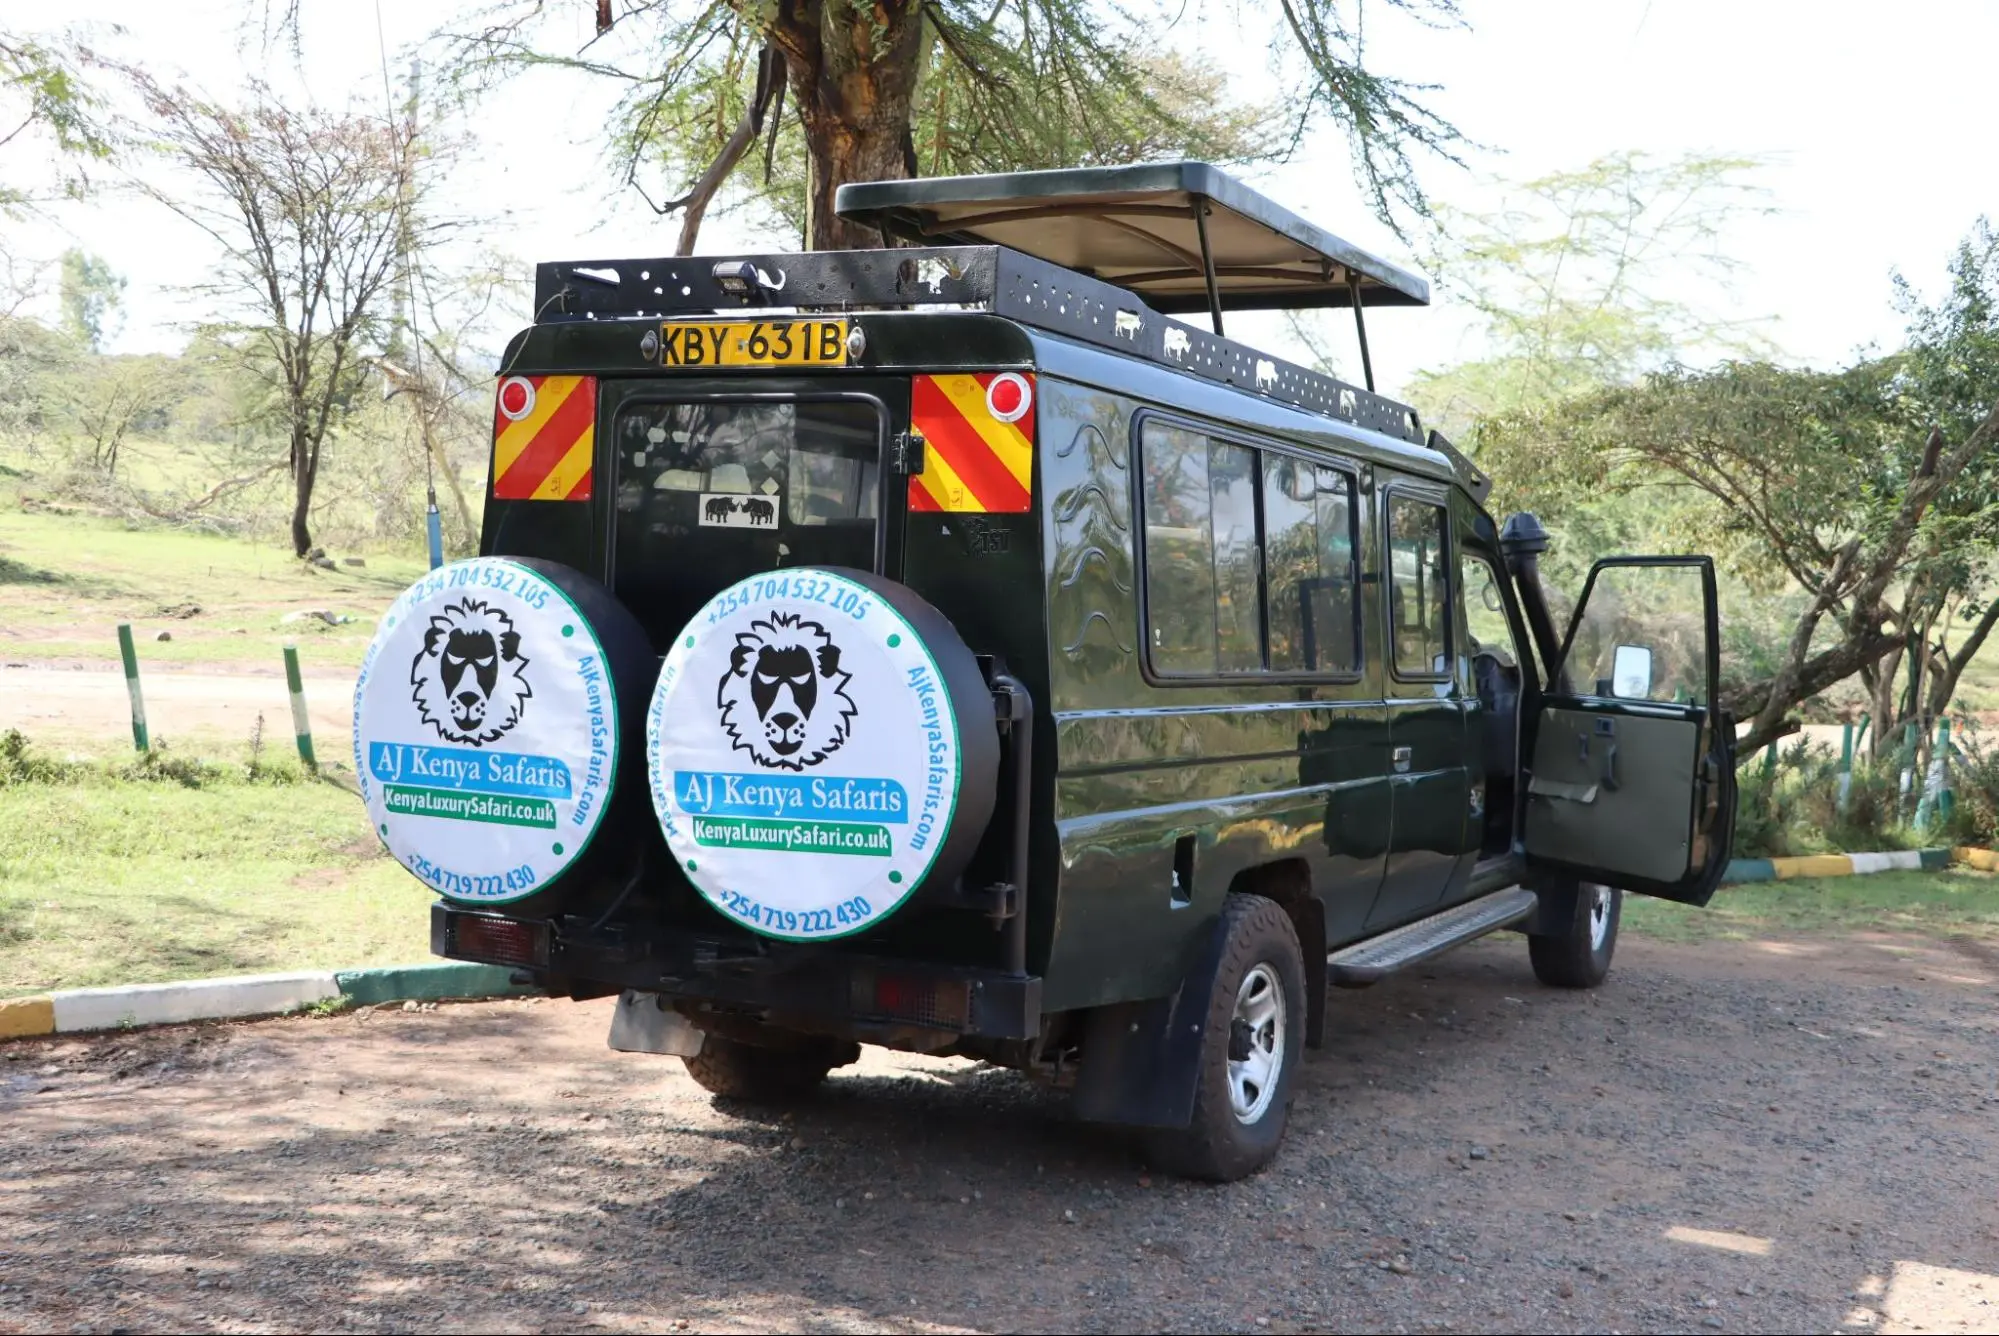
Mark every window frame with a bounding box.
[1130,408,1365,687]
[1379,479,1455,686]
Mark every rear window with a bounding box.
[613,399,881,646]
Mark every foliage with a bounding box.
[0,729,307,789]
[1730,741,1922,860]
[442,1,1469,251]
[56,248,122,351]
[117,69,440,558]
[1436,192,1999,761]
[1404,151,1776,439]
[1943,719,1999,849]
[0,30,111,215]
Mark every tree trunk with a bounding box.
[776,2,925,251]
[291,435,317,558]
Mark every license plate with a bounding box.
[657,319,848,369]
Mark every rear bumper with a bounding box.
[431,904,1042,1041]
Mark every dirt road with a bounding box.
[0,662,358,756]
[3,932,1997,1335]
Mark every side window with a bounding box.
[1563,564,1709,705]
[1461,552,1517,664]
[1209,440,1261,672]
[1387,493,1450,678]
[1141,421,1220,673]
[1264,457,1358,673]
[1139,416,1364,678]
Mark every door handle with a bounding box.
[1391,745,1412,773]
[1601,741,1620,792]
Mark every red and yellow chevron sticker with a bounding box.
[492,374,596,502]
[909,372,1034,514]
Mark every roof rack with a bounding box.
[836,162,1428,315]
[533,243,1427,447]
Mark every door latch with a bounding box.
[891,429,926,475]
[1391,745,1412,773]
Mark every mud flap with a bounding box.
[1071,910,1232,1129]
[606,990,704,1057]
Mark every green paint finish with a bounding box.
[1721,858,1777,883]
[1920,847,1952,871]
[334,963,530,1007]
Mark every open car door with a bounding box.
[1522,557,1735,907]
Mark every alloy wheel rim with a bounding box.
[1226,962,1286,1124]
[1588,884,1614,951]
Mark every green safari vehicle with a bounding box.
[351,163,1735,1182]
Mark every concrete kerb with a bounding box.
[1722,847,1962,884]
[0,961,533,1041]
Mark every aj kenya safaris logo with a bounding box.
[410,598,533,746]
[717,613,855,770]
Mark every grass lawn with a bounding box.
[0,497,424,671]
[0,769,432,999]
[1624,866,1999,941]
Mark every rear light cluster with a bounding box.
[447,913,549,969]
[851,970,970,1030]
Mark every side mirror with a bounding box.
[1612,644,1654,699]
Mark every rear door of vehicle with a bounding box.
[1521,556,1735,905]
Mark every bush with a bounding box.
[0,729,314,789]
[1732,738,1923,859]
[1943,721,1999,849]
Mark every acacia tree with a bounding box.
[124,73,431,557]
[446,1,1467,251]
[1470,225,1999,762]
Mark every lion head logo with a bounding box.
[716,612,855,770]
[410,598,531,745]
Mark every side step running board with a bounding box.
[1327,887,1538,988]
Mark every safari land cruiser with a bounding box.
[352,163,1736,1182]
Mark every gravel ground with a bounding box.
[3,930,1997,1335]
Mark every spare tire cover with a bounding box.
[646,567,997,941]
[354,557,654,906]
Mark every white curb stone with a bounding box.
[1848,850,1924,875]
[50,970,342,1034]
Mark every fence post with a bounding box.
[283,644,317,772]
[116,623,149,753]
[1899,722,1918,816]
[1914,718,1952,832]
[426,488,445,571]
[1935,716,1954,827]
[1837,722,1854,813]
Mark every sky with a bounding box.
[7,0,1997,398]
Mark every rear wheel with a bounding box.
[1144,895,1306,1182]
[682,1034,859,1102]
[1528,882,1621,989]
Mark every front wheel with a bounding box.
[1528,882,1621,989]
[1144,895,1307,1182]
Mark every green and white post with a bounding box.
[283,644,317,771]
[116,622,149,752]
[1837,721,1854,813]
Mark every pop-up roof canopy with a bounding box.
[834,161,1430,318]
